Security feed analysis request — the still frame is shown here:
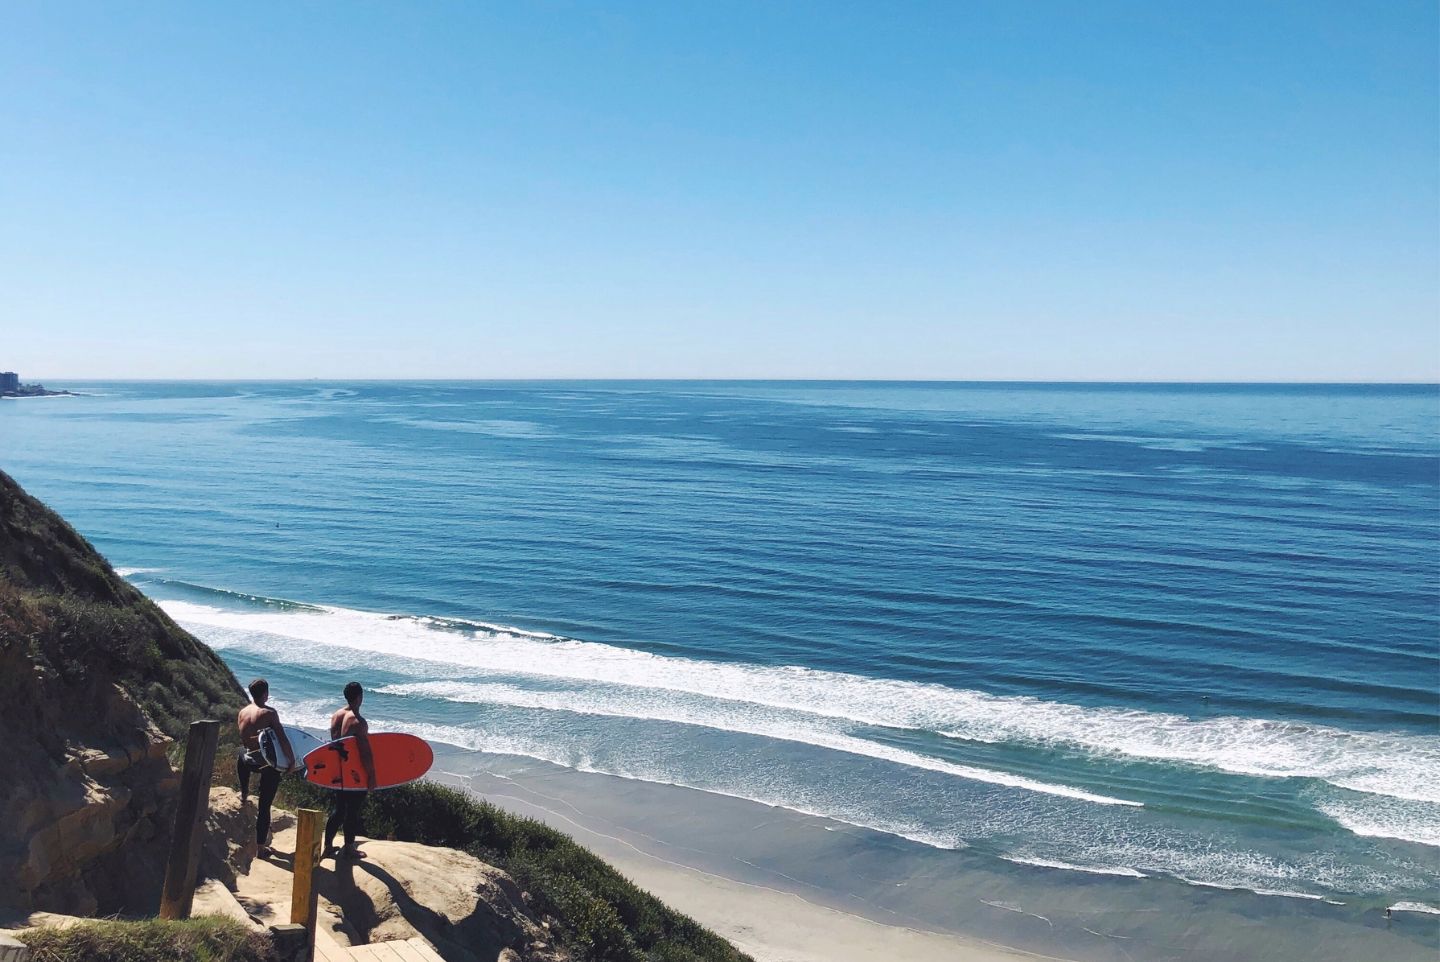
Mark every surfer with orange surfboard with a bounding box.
[321,681,374,860]
[303,680,436,861]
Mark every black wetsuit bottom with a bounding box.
[325,790,366,852]
[236,749,281,847]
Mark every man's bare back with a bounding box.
[330,699,377,791]
[329,706,367,741]
[237,703,281,751]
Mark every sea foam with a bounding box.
[176,594,1440,896]
[370,680,1140,805]
[1315,796,1440,848]
[171,600,1135,806]
[157,594,1440,814]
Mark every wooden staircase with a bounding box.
[314,931,447,962]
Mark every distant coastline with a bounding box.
[1,371,76,398]
[0,383,77,399]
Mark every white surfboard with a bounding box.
[259,726,326,773]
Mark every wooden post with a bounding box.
[158,719,221,920]
[268,923,308,962]
[290,808,324,955]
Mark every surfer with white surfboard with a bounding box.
[236,678,295,859]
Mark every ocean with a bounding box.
[4,381,1438,950]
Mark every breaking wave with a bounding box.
[155,592,1438,818]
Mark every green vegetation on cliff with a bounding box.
[278,780,753,962]
[0,469,245,742]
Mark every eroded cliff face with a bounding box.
[0,469,246,916]
[3,680,177,915]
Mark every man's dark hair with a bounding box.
[248,678,269,703]
[344,681,363,705]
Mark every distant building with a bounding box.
[0,372,18,394]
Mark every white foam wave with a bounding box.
[373,680,1136,806]
[178,605,1134,806]
[1316,796,1440,848]
[1388,901,1440,915]
[157,597,1439,809]
[942,711,1440,805]
[273,702,972,852]
[1093,837,1415,899]
[1000,856,1146,878]
[269,694,1431,898]
[1178,882,1330,902]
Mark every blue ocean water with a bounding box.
[5,381,1438,908]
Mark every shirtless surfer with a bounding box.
[236,678,296,858]
[324,681,377,860]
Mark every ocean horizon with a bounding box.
[5,378,1437,958]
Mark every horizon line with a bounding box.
[22,376,1440,387]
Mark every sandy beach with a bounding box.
[466,774,1052,962]
[571,842,1055,962]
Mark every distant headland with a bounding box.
[0,371,74,398]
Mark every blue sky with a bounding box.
[2,2,1435,380]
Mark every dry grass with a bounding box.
[17,916,274,962]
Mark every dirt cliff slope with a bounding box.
[0,469,246,916]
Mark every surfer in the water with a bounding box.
[236,678,296,859]
[325,680,377,860]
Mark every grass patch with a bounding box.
[277,779,752,962]
[18,916,274,962]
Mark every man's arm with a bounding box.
[354,717,377,791]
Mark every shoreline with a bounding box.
[498,799,1051,962]
[416,744,1437,962]
[426,753,1055,962]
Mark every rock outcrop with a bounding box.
[0,470,246,917]
[218,819,567,962]
[5,684,177,916]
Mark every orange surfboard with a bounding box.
[303,732,433,791]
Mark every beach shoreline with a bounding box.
[427,750,1060,962]
[419,743,1437,962]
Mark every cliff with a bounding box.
[0,469,246,916]
[0,473,750,962]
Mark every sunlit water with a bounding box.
[5,380,1437,910]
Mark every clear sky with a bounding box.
[2,2,1436,381]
